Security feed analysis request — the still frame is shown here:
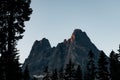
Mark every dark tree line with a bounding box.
[85,47,120,80]
[84,47,120,80]
[40,59,82,80]
[0,0,32,80]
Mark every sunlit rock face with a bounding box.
[23,29,100,76]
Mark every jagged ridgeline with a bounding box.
[23,29,101,76]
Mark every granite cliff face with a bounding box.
[23,29,100,76]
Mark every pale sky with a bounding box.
[18,0,120,63]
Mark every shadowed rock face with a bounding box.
[23,29,100,76]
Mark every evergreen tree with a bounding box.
[75,65,82,80]
[84,50,96,80]
[32,77,37,80]
[111,45,120,80]
[58,67,64,80]
[51,69,58,80]
[43,66,51,80]
[23,65,30,80]
[64,59,75,80]
[109,50,118,80]
[117,45,120,80]
[109,45,120,80]
[0,0,32,80]
[97,51,110,80]
[0,54,4,80]
[0,11,8,80]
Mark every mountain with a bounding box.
[23,29,100,76]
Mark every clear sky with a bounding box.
[18,0,120,63]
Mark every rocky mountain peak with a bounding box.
[70,29,91,46]
[33,38,51,51]
[71,29,84,41]
[23,29,100,76]
[27,38,51,59]
[40,38,51,49]
[73,29,83,34]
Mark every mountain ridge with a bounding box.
[23,29,100,76]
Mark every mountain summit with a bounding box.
[23,29,100,76]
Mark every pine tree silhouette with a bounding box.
[75,65,82,80]
[23,65,30,80]
[110,45,120,80]
[0,0,32,80]
[43,66,51,80]
[64,59,75,80]
[58,67,64,80]
[51,69,58,80]
[97,51,110,80]
[84,50,96,80]
[117,45,120,80]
